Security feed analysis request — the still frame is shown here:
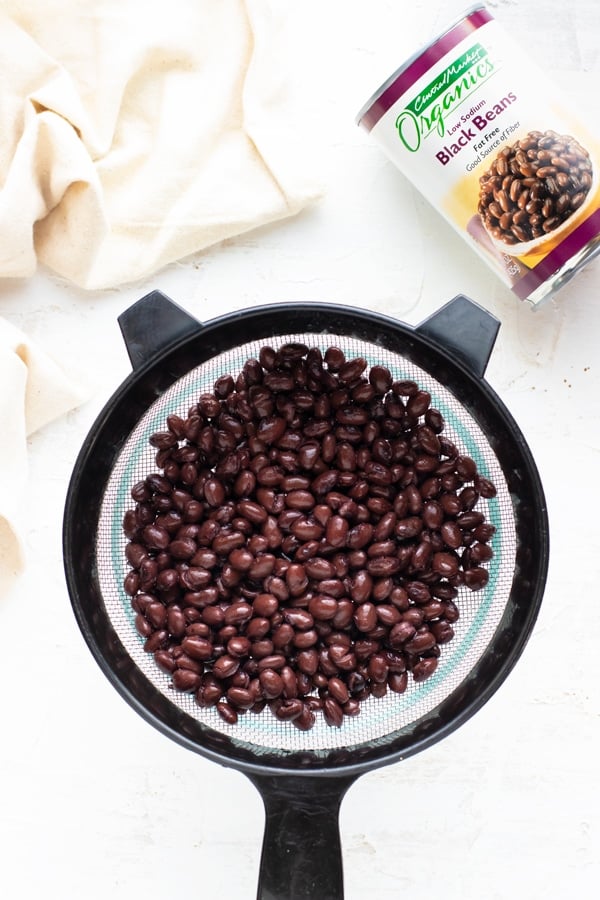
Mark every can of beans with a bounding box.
[356,4,600,306]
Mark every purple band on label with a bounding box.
[358,7,493,132]
[512,206,600,300]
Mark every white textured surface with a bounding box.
[0,2,598,898]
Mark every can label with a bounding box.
[357,5,600,305]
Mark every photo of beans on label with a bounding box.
[478,130,593,246]
[122,343,497,730]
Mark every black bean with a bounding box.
[308,595,338,621]
[323,696,344,727]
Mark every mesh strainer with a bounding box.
[63,291,548,900]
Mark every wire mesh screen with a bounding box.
[96,331,516,754]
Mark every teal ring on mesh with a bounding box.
[105,343,504,735]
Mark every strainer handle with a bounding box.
[415,294,500,378]
[248,772,356,900]
[118,289,201,370]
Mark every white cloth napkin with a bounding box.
[0,0,320,289]
[0,320,86,600]
[0,0,322,597]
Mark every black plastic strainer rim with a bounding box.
[63,293,549,780]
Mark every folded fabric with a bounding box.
[0,0,320,290]
[0,319,86,600]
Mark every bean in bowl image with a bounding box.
[477,130,594,253]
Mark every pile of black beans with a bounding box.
[478,130,593,245]
[122,343,497,730]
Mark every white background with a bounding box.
[1,1,598,898]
